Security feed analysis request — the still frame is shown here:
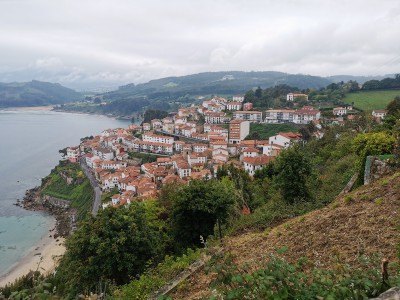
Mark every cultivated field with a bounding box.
[343,90,400,111]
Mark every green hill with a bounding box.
[95,71,331,114]
[0,80,82,108]
[343,90,400,111]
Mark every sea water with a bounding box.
[0,109,129,276]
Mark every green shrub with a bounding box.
[206,251,396,299]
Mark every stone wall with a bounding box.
[364,156,393,185]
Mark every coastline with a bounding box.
[0,219,65,288]
[3,105,55,111]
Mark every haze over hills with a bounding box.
[0,80,82,108]
[0,72,396,110]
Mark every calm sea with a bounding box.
[0,109,129,276]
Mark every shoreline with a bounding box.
[1,105,55,111]
[0,219,65,288]
[0,187,73,288]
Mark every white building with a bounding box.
[233,111,263,123]
[232,95,245,102]
[226,102,243,111]
[269,132,301,148]
[372,110,388,119]
[229,120,250,144]
[142,132,174,144]
[287,93,308,101]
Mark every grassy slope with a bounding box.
[171,172,400,299]
[41,162,94,217]
[246,123,298,140]
[343,90,400,111]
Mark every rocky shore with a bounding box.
[17,187,77,238]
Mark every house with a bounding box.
[93,147,114,160]
[192,143,209,153]
[242,155,274,176]
[372,110,388,119]
[151,119,162,130]
[242,147,260,158]
[142,123,151,131]
[287,93,308,101]
[66,146,80,163]
[333,107,347,116]
[232,95,245,102]
[204,112,229,124]
[265,109,295,124]
[292,107,321,124]
[262,144,283,157]
[142,132,174,144]
[269,132,302,148]
[226,101,243,111]
[173,159,192,178]
[243,102,253,111]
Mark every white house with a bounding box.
[269,132,301,148]
[287,93,308,101]
[226,102,243,111]
[242,155,273,176]
[372,110,388,119]
[232,95,245,102]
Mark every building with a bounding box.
[204,112,229,124]
[265,107,320,124]
[226,102,243,111]
[372,110,388,119]
[265,109,295,123]
[242,155,274,176]
[66,146,80,163]
[269,132,302,148]
[243,102,253,111]
[142,132,174,144]
[229,120,250,144]
[333,107,348,116]
[232,95,245,102]
[233,111,263,123]
[287,93,308,101]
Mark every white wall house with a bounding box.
[269,132,301,148]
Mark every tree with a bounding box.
[170,179,236,250]
[386,96,400,116]
[255,86,263,99]
[54,203,167,297]
[274,147,313,204]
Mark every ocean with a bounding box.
[0,109,129,276]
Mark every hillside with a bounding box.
[171,172,400,299]
[0,80,82,107]
[343,90,400,111]
[85,71,331,114]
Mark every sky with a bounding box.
[0,0,399,90]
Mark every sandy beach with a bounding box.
[10,105,55,111]
[0,234,65,287]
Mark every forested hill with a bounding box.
[102,71,331,101]
[0,80,82,107]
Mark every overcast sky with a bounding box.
[0,0,399,90]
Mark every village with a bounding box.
[65,93,388,209]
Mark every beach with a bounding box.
[0,233,65,287]
[11,105,54,111]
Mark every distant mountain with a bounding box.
[327,74,396,84]
[94,71,331,114]
[104,71,331,100]
[0,80,82,108]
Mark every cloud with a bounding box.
[0,0,399,89]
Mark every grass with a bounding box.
[245,123,298,140]
[343,90,400,111]
[41,162,94,217]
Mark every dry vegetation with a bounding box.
[171,172,400,299]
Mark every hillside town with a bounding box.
[65,93,387,209]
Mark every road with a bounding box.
[80,157,102,216]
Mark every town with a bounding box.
[65,93,388,209]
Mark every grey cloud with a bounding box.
[0,0,399,90]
